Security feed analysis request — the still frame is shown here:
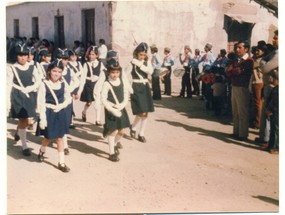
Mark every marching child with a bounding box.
[38,50,52,80]
[78,46,106,125]
[56,49,79,155]
[125,42,154,143]
[7,43,41,156]
[36,59,72,172]
[101,59,130,161]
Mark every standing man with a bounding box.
[226,40,253,141]
[98,39,108,66]
[255,30,279,147]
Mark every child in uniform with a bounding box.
[161,47,174,96]
[125,42,154,143]
[78,46,106,125]
[56,48,79,155]
[38,50,52,80]
[7,43,41,156]
[101,59,130,161]
[179,45,192,98]
[36,59,72,172]
[150,44,162,100]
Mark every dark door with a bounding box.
[224,15,255,52]
[54,16,65,48]
[82,9,95,46]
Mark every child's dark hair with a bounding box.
[88,46,99,55]
[46,59,64,80]
[107,58,122,73]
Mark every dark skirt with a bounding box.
[11,89,36,119]
[36,108,69,139]
[103,108,130,135]
[80,80,95,102]
[65,102,73,133]
[131,82,154,115]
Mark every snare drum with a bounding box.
[173,67,185,77]
[159,67,169,78]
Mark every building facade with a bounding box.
[6,0,278,66]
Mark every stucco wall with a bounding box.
[111,0,277,66]
[6,0,277,67]
[6,1,111,48]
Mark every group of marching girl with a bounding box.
[7,42,155,172]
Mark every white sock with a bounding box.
[58,151,65,164]
[40,146,46,153]
[115,134,123,144]
[63,134,68,149]
[96,106,101,122]
[139,117,148,136]
[18,129,28,149]
[131,116,141,131]
[83,104,89,114]
[107,135,115,155]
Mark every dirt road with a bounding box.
[6,79,279,214]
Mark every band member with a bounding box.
[101,59,130,161]
[36,59,72,172]
[125,42,154,143]
[150,44,162,100]
[162,47,174,96]
[78,46,106,125]
[7,43,41,156]
[179,45,192,98]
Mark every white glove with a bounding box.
[54,103,65,113]
[110,109,122,118]
[131,59,143,67]
[39,118,47,129]
[114,103,125,111]
[24,86,34,93]
[21,87,29,94]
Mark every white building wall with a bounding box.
[111,0,277,66]
[6,1,111,48]
[6,1,277,66]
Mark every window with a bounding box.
[14,19,19,37]
[32,17,39,38]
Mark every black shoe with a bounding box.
[38,150,45,162]
[64,148,70,155]
[69,124,76,129]
[130,126,136,138]
[138,135,146,143]
[22,148,31,156]
[82,112,86,122]
[58,163,70,172]
[116,142,123,149]
[114,146,120,155]
[96,121,102,126]
[14,133,20,142]
[186,95,192,99]
[109,153,119,162]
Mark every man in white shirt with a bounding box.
[98,38,108,66]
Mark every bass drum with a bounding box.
[173,67,185,77]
